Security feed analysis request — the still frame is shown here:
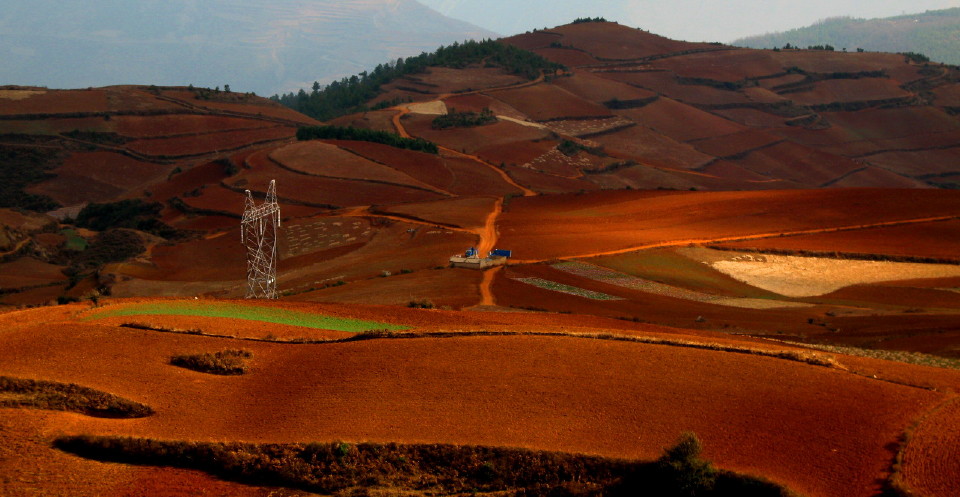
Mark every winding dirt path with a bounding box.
[479,265,501,306]
[476,197,503,256]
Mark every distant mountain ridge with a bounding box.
[0,0,496,96]
[733,8,960,65]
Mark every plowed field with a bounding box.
[901,396,960,497]
[498,189,960,261]
[2,300,957,497]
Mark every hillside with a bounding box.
[0,0,496,96]
[3,21,959,356]
[3,19,960,497]
[733,8,960,65]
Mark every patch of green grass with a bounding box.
[86,301,408,333]
[60,228,87,251]
[170,350,252,375]
[0,376,153,418]
[54,433,796,497]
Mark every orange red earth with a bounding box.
[1,300,959,497]
[3,21,960,496]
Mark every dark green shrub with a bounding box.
[296,125,438,154]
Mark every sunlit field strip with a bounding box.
[85,301,408,332]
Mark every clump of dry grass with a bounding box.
[170,349,252,375]
[345,329,844,370]
[54,434,796,497]
[0,376,153,418]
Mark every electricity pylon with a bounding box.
[241,180,280,299]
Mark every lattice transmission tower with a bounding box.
[241,180,280,299]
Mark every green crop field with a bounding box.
[86,301,408,332]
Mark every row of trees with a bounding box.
[271,39,564,121]
[296,125,438,154]
[431,108,496,129]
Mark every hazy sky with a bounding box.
[419,0,960,42]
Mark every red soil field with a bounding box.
[531,47,601,67]
[0,410,271,497]
[712,219,960,261]
[732,142,863,186]
[591,124,714,169]
[441,93,529,121]
[771,50,909,75]
[604,71,752,105]
[27,173,126,207]
[0,209,51,231]
[159,90,319,125]
[827,166,929,188]
[475,139,558,168]
[932,85,960,106]
[112,114,272,137]
[551,71,656,104]
[299,267,483,310]
[867,129,960,156]
[529,22,720,60]
[823,107,959,142]
[698,160,785,183]
[270,141,441,192]
[379,197,497,230]
[756,73,808,89]
[125,126,294,157]
[814,284,960,312]
[650,49,784,81]
[402,114,549,154]
[398,67,525,94]
[279,222,475,288]
[589,164,701,191]
[690,129,785,158]
[901,396,960,497]
[615,97,745,141]
[503,166,601,194]
[333,141,521,197]
[133,228,247,282]
[0,256,67,289]
[503,30,563,51]
[328,109,399,133]
[231,158,446,207]
[497,189,960,261]
[33,151,172,205]
[149,161,231,206]
[865,147,960,177]
[488,84,611,121]
[0,89,109,115]
[436,155,527,196]
[181,184,322,219]
[711,108,793,128]
[1,303,954,497]
[787,78,912,106]
[0,117,112,135]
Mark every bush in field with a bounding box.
[656,432,717,496]
[170,350,252,375]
